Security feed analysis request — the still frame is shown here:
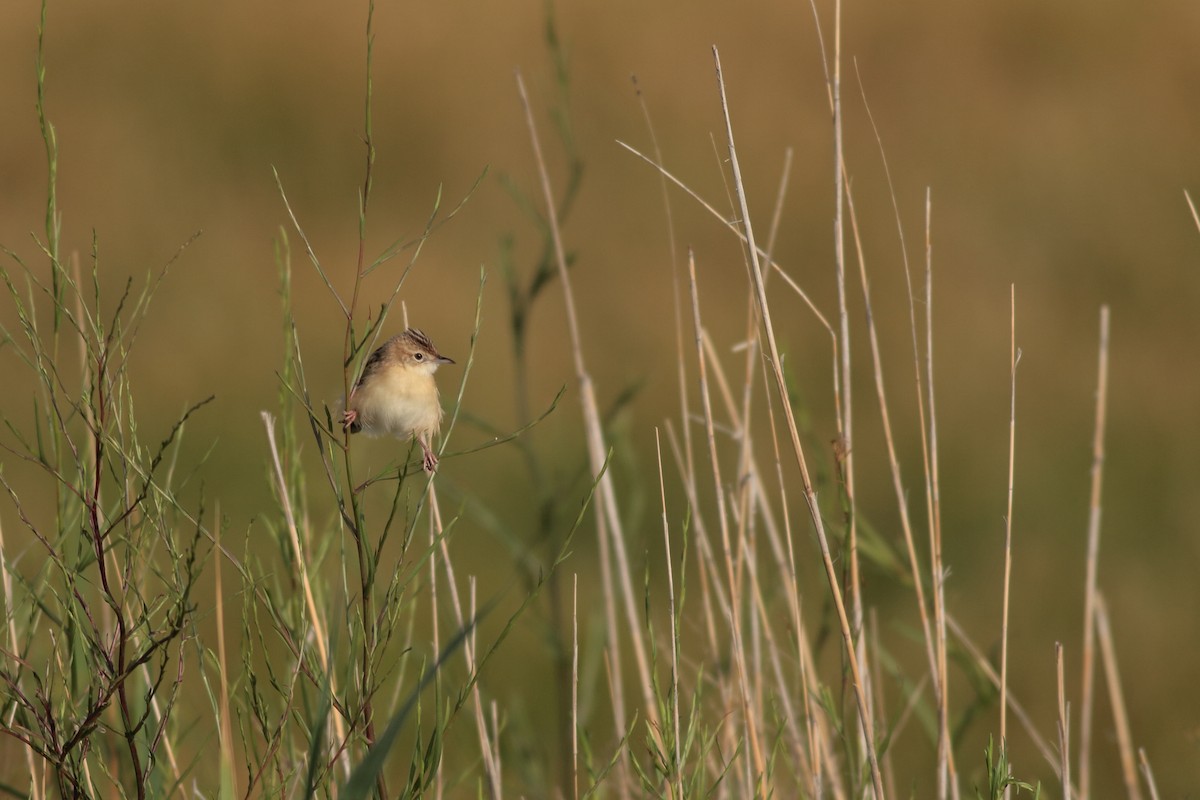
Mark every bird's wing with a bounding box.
[354,340,391,390]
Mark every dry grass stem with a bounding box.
[1056,642,1073,800]
[924,191,957,798]
[429,485,503,798]
[686,248,767,788]
[1095,593,1142,800]
[860,77,957,789]
[261,411,347,766]
[1137,749,1161,800]
[1079,305,1111,800]
[712,45,885,797]
[1001,286,1020,751]
[654,429,684,798]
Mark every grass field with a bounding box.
[1,1,1197,797]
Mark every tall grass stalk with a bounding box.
[1078,305,1110,800]
[716,44,886,796]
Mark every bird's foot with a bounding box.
[341,408,358,429]
[421,444,438,474]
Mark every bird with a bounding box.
[341,328,455,473]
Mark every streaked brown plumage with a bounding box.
[341,328,454,473]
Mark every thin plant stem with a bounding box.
[1137,749,1161,800]
[1001,286,1020,752]
[849,71,940,767]
[654,429,684,798]
[262,413,348,772]
[1095,593,1142,800]
[686,249,766,791]
[429,484,503,798]
[712,46,885,798]
[1056,643,1073,800]
[755,343,834,798]
[1079,305,1111,800]
[925,190,957,799]
[1184,190,1200,234]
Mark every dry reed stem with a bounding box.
[515,68,661,785]
[1137,749,1161,800]
[841,152,944,778]
[686,249,767,790]
[723,155,794,760]
[745,443,825,791]
[728,151,794,733]
[829,0,863,682]
[1056,642,1072,800]
[921,190,950,796]
[654,430,684,799]
[764,148,795,272]
[753,357,841,799]
[1095,594,1142,800]
[700,332,744,441]
[634,94,713,780]
[490,699,503,790]
[1001,286,1020,751]
[429,503,444,800]
[740,484,817,787]
[428,486,502,798]
[261,411,348,768]
[815,4,873,775]
[1185,190,1200,234]
[1079,305,1111,800]
[712,46,885,798]
[843,87,941,708]
[475,583,506,788]
[849,79,950,743]
[924,191,957,799]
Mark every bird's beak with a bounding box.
[437,355,456,365]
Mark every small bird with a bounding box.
[341,328,455,473]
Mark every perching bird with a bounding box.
[341,328,455,473]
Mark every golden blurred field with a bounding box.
[1,0,1198,795]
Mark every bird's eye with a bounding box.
[414,352,424,361]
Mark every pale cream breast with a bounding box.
[351,366,443,440]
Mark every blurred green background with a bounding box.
[1,0,1198,793]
